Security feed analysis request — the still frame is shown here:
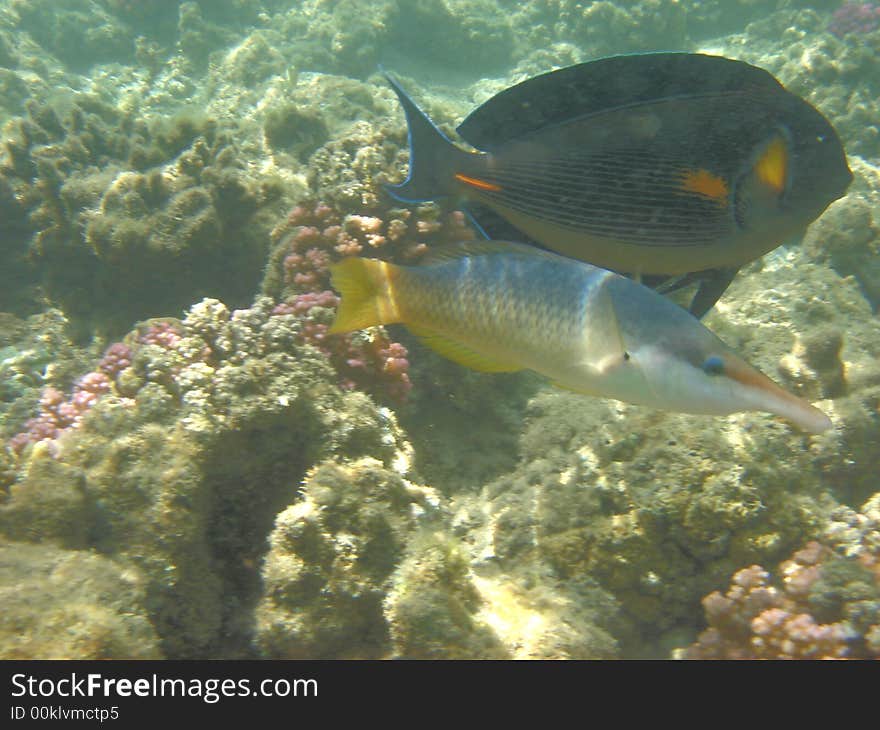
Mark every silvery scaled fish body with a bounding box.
[329,242,832,433]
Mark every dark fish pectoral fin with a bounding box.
[688,267,739,319]
[384,72,474,203]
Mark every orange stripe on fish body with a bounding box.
[454,173,503,192]
[754,134,789,193]
[678,168,729,202]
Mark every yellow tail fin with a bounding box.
[328,257,401,334]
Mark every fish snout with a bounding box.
[723,356,832,433]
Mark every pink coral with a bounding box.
[6,338,136,457]
[138,321,182,349]
[265,198,473,403]
[98,342,132,378]
[273,199,474,296]
[829,2,880,36]
[271,290,411,403]
[8,373,112,456]
[7,329,187,458]
[682,540,879,659]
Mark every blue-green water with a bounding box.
[0,1,878,660]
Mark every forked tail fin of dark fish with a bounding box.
[384,72,474,203]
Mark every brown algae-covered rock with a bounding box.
[0,539,161,659]
[255,457,441,658]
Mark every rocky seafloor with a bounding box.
[0,0,878,659]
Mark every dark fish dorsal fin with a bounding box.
[457,53,784,150]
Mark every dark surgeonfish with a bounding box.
[385,53,853,317]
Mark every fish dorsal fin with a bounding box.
[407,323,522,373]
[457,53,783,150]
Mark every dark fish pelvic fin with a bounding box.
[384,72,474,204]
[687,267,739,319]
[647,266,739,318]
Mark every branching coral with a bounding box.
[260,198,475,403]
[681,530,880,659]
[266,199,473,298]
[271,292,412,403]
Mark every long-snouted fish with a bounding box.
[385,53,852,317]
[328,243,832,433]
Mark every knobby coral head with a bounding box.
[271,291,411,403]
[829,2,880,37]
[268,199,474,402]
[682,540,880,659]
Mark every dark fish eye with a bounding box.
[623,351,631,362]
[702,355,724,375]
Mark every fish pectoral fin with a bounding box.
[408,325,522,373]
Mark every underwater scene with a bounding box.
[0,0,878,660]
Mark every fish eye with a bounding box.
[702,355,724,376]
[623,351,631,362]
[816,135,826,143]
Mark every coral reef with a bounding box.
[679,493,880,659]
[264,199,473,300]
[1,0,879,661]
[829,2,880,37]
[512,0,687,59]
[461,240,880,655]
[0,309,95,445]
[709,6,880,161]
[254,458,441,658]
[0,297,416,657]
[384,531,507,659]
[803,160,880,310]
[263,198,537,489]
[0,94,287,335]
[9,0,136,72]
[0,539,161,659]
[272,292,413,403]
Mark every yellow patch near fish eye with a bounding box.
[679,168,729,202]
[754,135,788,193]
[454,173,503,192]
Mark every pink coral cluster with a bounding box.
[682,541,880,659]
[97,342,133,377]
[273,199,474,295]
[8,368,115,457]
[266,198,472,402]
[7,318,221,457]
[829,2,880,36]
[137,321,182,349]
[272,291,411,402]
